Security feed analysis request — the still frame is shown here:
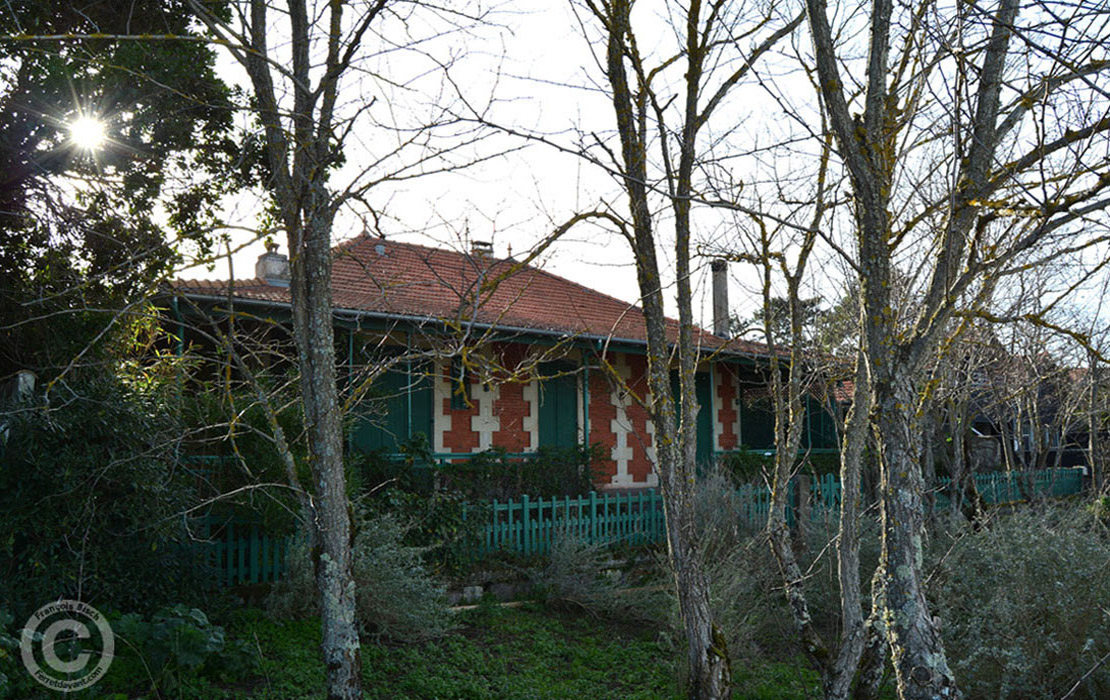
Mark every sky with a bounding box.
[173,0,1110,345]
[178,0,805,332]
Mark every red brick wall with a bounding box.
[441,367,481,453]
[587,371,617,482]
[623,354,655,483]
[491,342,532,452]
[717,365,738,450]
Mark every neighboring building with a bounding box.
[168,237,838,490]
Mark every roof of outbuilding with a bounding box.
[171,237,766,355]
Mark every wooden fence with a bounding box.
[197,518,290,587]
[199,467,1084,584]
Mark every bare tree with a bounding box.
[802,0,1110,697]
[173,2,499,697]
[727,128,883,698]
[556,2,804,697]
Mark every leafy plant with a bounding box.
[433,443,606,501]
[0,374,214,619]
[108,604,255,695]
[929,505,1110,699]
[531,529,666,623]
[0,607,34,700]
[268,509,453,642]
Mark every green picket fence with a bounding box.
[472,491,667,557]
[198,467,1085,584]
[198,517,289,586]
[934,467,1083,509]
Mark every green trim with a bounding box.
[171,296,185,357]
[582,362,590,446]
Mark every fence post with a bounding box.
[797,475,811,529]
[487,499,495,553]
[538,496,547,554]
[522,494,531,555]
[590,491,598,544]
[238,523,246,586]
[250,525,260,584]
[226,521,235,587]
[636,490,644,544]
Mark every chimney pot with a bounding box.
[711,259,729,338]
[470,240,493,258]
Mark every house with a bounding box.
[167,236,839,490]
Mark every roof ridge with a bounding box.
[335,235,503,263]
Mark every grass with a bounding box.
[245,602,680,700]
[55,603,833,699]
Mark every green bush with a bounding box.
[268,509,453,642]
[929,505,1110,699]
[358,437,604,573]
[430,443,606,501]
[108,605,255,695]
[677,468,882,661]
[530,530,666,622]
[682,469,785,659]
[0,374,214,619]
[0,608,35,700]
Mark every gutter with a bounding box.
[168,290,770,363]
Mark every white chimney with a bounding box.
[256,243,290,286]
[711,259,729,338]
[470,240,493,258]
[4,370,36,402]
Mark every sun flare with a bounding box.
[69,116,107,151]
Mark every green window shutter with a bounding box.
[352,367,407,453]
[804,395,839,450]
[409,360,434,444]
[539,364,578,449]
[352,358,435,453]
[669,371,714,467]
[739,391,776,450]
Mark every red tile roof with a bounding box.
[171,237,765,354]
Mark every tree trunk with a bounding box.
[829,356,872,699]
[288,205,362,700]
[873,374,958,699]
[1089,349,1103,492]
[593,1,727,694]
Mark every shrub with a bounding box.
[358,437,603,574]
[929,505,1110,699]
[109,605,255,694]
[676,468,882,660]
[0,374,214,619]
[268,509,453,642]
[0,608,35,700]
[530,529,666,622]
[434,443,607,500]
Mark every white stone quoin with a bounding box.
[609,355,636,486]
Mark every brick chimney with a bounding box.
[256,243,290,286]
[711,259,729,338]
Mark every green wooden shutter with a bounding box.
[539,364,578,448]
[669,371,714,467]
[739,391,776,450]
[803,395,838,450]
[352,359,434,453]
